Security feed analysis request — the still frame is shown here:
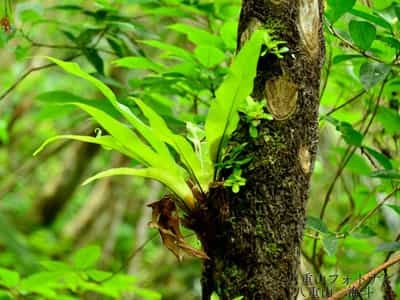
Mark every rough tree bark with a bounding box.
[199,1,325,299]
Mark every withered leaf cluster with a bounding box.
[147,196,209,261]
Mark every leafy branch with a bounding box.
[328,255,400,300]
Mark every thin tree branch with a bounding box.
[335,176,356,232]
[348,187,400,235]
[324,17,396,65]
[0,54,80,102]
[328,255,400,300]
[313,78,389,262]
[319,78,388,221]
[325,90,366,116]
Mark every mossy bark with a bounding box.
[199,1,325,299]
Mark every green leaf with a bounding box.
[50,5,83,11]
[386,204,400,215]
[140,40,195,62]
[378,36,400,50]
[306,216,330,234]
[194,45,225,68]
[321,234,338,256]
[73,245,101,270]
[323,116,363,146]
[113,56,165,72]
[42,57,199,207]
[352,225,377,238]
[220,21,237,50]
[0,268,19,288]
[132,288,162,300]
[0,119,9,144]
[169,23,224,49]
[34,134,133,158]
[349,20,376,50]
[46,58,156,141]
[46,57,116,103]
[36,91,178,170]
[376,106,400,135]
[143,6,190,18]
[359,62,390,90]
[338,122,363,146]
[350,8,392,31]
[36,91,120,119]
[396,5,400,20]
[369,169,400,180]
[82,167,194,209]
[211,292,220,300]
[83,48,104,74]
[40,261,72,272]
[205,29,265,164]
[37,89,175,170]
[0,291,12,300]
[333,54,364,64]
[86,270,113,282]
[326,0,356,23]
[87,273,136,298]
[346,152,372,175]
[36,90,177,167]
[19,272,59,298]
[376,241,400,252]
[133,98,211,191]
[37,102,157,166]
[364,147,392,170]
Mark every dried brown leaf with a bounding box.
[147,196,209,261]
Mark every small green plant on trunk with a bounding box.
[35,29,287,259]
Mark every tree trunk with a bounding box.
[200,1,325,299]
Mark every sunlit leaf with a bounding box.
[205,29,265,165]
[0,268,19,288]
[369,169,400,180]
[133,98,211,191]
[169,23,224,49]
[349,20,376,50]
[113,56,165,72]
[34,134,132,158]
[82,167,195,209]
[350,8,392,31]
[47,57,116,102]
[73,245,101,270]
[333,54,364,64]
[140,40,195,62]
[326,0,356,23]
[194,45,225,68]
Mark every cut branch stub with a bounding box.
[299,144,311,174]
[147,196,209,261]
[298,0,321,58]
[265,75,298,120]
[239,18,263,47]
